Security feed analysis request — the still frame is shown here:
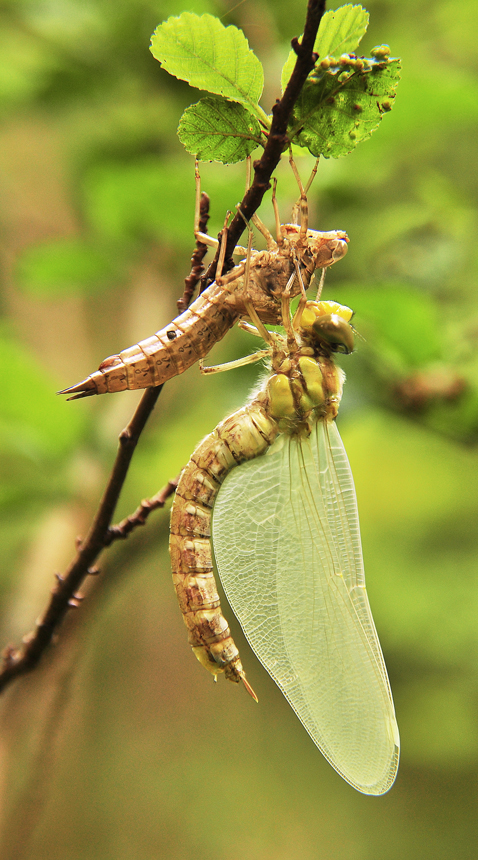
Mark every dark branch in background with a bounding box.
[177,191,210,312]
[0,386,166,693]
[204,0,326,286]
[0,0,326,696]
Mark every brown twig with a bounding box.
[177,192,210,312]
[0,386,164,694]
[0,0,326,696]
[104,477,179,545]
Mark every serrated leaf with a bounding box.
[316,4,369,60]
[281,5,369,92]
[289,56,401,158]
[151,13,264,111]
[178,97,262,164]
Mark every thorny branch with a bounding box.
[0,387,175,693]
[177,191,210,313]
[0,0,326,695]
[103,477,179,546]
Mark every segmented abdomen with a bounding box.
[63,282,238,398]
[169,399,279,693]
[59,230,349,399]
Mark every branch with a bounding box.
[205,0,326,283]
[176,191,210,312]
[0,386,165,694]
[104,477,179,545]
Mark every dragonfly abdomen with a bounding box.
[169,402,279,694]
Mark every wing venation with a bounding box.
[212,420,399,795]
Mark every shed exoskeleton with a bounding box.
[59,224,348,399]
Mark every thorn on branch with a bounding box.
[178,191,211,312]
[119,428,132,444]
[2,645,17,668]
[103,476,179,546]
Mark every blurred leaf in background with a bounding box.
[1,1,478,858]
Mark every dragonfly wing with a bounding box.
[212,421,399,795]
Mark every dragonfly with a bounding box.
[59,182,348,399]
[169,294,399,796]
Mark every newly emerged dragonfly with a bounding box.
[170,295,399,795]
[59,181,348,399]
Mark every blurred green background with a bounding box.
[1,0,478,857]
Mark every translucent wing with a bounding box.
[212,420,399,795]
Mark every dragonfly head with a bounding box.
[281,226,349,268]
[300,301,355,355]
[312,314,355,354]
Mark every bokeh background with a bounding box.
[1,0,478,857]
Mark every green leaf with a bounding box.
[16,238,119,296]
[281,4,369,92]
[178,97,262,163]
[150,13,264,112]
[316,4,369,60]
[289,53,400,158]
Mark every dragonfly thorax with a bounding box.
[281,225,349,269]
[266,351,343,435]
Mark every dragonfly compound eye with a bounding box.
[312,314,355,354]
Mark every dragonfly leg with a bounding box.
[315,265,327,301]
[280,268,301,348]
[193,160,218,249]
[238,320,269,338]
[289,150,308,242]
[245,158,278,250]
[304,157,320,195]
[236,213,278,346]
[215,260,246,287]
[245,154,252,192]
[194,162,248,256]
[194,231,248,258]
[214,204,254,292]
[290,257,313,332]
[244,300,277,346]
[199,348,271,375]
[251,213,277,251]
[216,210,233,280]
[271,177,284,246]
